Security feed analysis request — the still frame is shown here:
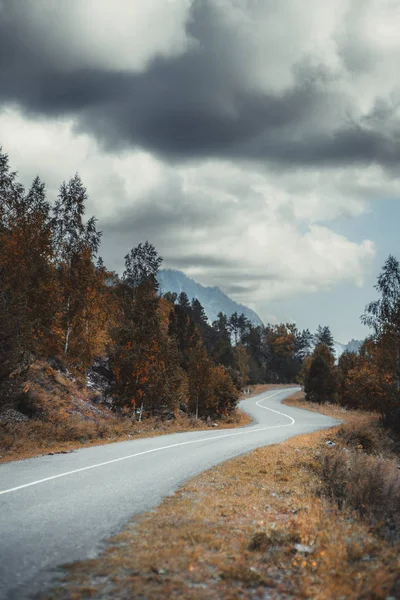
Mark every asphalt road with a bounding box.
[0,387,339,599]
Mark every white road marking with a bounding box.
[255,394,295,425]
[0,388,297,496]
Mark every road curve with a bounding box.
[0,387,338,599]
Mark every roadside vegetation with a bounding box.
[46,394,400,600]
[44,251,400,599]
[298,254,400,437]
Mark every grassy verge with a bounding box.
[0,380,287,464]
[0,409,252,465]
[283,389,363,420]
[46,392,400,600]
[0,380,286,464]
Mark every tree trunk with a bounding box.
[64,296,71,355]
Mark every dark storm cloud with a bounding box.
[1,0,399,168]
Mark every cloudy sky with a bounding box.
[1,0,400,342]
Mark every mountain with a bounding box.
[157,269,363,355]
[157,269,263,326]
[345,339,363,354]
[332,339,363,361]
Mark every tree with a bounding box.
[191,298,208,328]
[211,365,239,416]
[0,161,55,380]
[304,344,337,404]
[211,312,234,368]
[178,291,190,311]
[123,241,162,289]
[110,277,163,415]
[52,175,102,362]
[163,291,177,305]
[229,312,240,345]
[337,351,359,406]
[241,324,266,383]
[314,325,334,352]
[169,300,200,371]
[294,328,313,362]
[361,255,400,428]
[237,313,250,343]
[232,343,250,390]
[265,323,298,382]
[345,357,397,419]
[187,342,215,418]
[0,146,25,227]
[362,255,400,338]
[111,244,164,415]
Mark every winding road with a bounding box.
[0,387,339,599]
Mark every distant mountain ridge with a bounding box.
[157,269,362,356]
[332,339,363,361]
[157,269,263,326]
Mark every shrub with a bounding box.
[320,424,400,540]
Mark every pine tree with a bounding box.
[111,243,165,416]
[314,325,334,352]
[111,277,162,415]
[211,312,234,367]
[178,291,190,311]
[295,329,313,362]
[169,300,200,371]
[228,312,240,345]
[304,344,337,404]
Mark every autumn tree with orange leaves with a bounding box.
[0,150,56,380]
[51,175,108,368]
[359,255,400,429]
[0,144,312,421]
[109,243,186,417]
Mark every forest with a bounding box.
[301,254,400,434]
[1,144,400,435]
[0,146,312,423]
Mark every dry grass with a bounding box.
[283,390,367,421]
[45,394,400,600]
[0,361,256,464]
[320,420,400,542]
[0,408,252,464]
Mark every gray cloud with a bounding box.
[3,0,399,340]
[1,1,400,169]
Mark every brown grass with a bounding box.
[0,408,252,464]
[44,393,400,600]
[283,390,365,421]
[320,420,400,542]
[0,360,258,464]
